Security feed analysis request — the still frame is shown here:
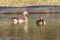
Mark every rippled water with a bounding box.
[0,13,60,40]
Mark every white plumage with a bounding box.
[13,18,24,24]
[44,21,46,25]
[19,19,24,24]
[14,19,18,24]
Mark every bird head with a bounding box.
[23,11,29,15]
[40,17,43,20]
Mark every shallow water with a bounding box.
[0,13,60,40]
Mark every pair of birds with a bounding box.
[11,11,46,28]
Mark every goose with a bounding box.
[11,11,29,32]
[36,17,46,32]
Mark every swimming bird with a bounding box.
[36,17,46,32]
[11,11,29,33]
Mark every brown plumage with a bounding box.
[36,17,46,32]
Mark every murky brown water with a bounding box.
[0,13,60,40]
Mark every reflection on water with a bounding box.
[0,13,60,40]
[0,36,22,40]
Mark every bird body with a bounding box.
[36,17,46,32]
[11,11,29,33]
[36,20,46,26]
[13,18,24,24]
[11,11,29,25]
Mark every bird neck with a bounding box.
[23,15,28,22]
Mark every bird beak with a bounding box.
[25,13,29,17]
